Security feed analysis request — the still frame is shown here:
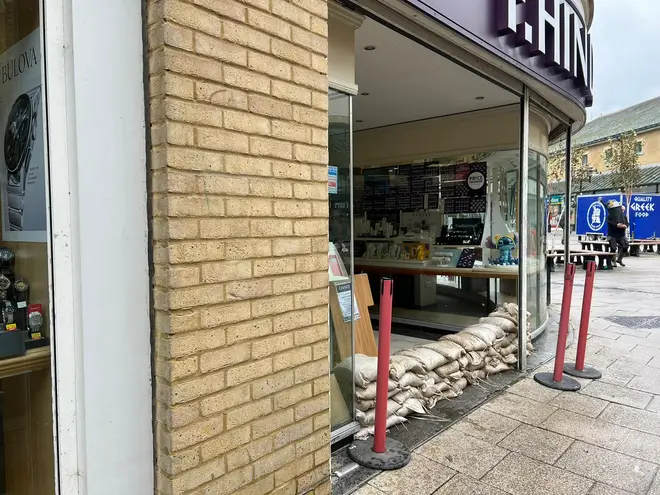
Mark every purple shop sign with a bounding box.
[401,0,593,107]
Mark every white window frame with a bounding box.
[636,140,644,155]
[43,0,153,493]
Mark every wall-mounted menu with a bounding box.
[442,162,487,215]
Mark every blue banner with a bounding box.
[576,194,624,236]
[629,195,660,240]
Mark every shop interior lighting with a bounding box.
[364,45,376,51]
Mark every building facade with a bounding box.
[1,0,595,493]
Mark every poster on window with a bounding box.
[0,29,46,242]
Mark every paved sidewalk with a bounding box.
[353,254,660,495]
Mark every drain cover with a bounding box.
[606,316,660,329]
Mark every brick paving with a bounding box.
[353,253,660,495]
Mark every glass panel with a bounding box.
[328,89,355,431]
[526,151,548,330]
[0,0,55,492]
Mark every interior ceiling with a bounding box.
[354,17,519,132]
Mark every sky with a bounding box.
[588,0,660,121]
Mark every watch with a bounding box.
[4,86,41,231]
[28,310,43,337]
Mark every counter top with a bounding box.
[0,346,51,380]
[355,258,519,279]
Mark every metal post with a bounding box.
[564,124,573,258]
[517,87,529,371]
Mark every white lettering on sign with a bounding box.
[630,203,655,213]
[634,196,653,202]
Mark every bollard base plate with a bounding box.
[564,363,602,380]
[534,371,581,391]
[348,438,411,471]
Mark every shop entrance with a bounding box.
[329,13,551,439]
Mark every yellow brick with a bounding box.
[272,80,312,105]
[248,51,292,80]
[295,359,328,384]
[314,446,330,466]
[165,99,223,127]
[227,448,250,471]
[255,445,297,478]
[225,198,272,217]
[224,20,271,52]
[272,0,311,28]
[200,343,251,373]
[253,258,296,277]
[224,65,271,94]
[200,384,251,416]
[296,427,329,457]
[157,401,200,429]
[250,136,293,160]
[252,294,295,317]
[249,94,293,120]
[311,53,328,74]
[272,273,312,295]
[164,47,223,83]
[252,332,295,359]
[273,346,312,372]
[194,32,248,66]
[248,8,291,40]
[170,458,225,494]
[311,128,327,147]
[168,147,224,172]
[167,195,224,217]
[297,463,330,493]
[312,200,328,217]
[166,73,197,100]
[311,238,328,253]
[226,397,272,429]
[294,144,328,164]
[234,476,275,495]
[163,22,194,51]
[165,265,201,288]
[294,288,329,309]
[166,122,195,146]
[200,425,252,461]
[312,341,328,360]
[294,324,327,345]
[171,415,225,451]
[162,310,201,334]
[311,91,328,110]
[167,328,226,357]
[169,284,225,310]
[294,219,327,236]
[293,105,328,128]
[164,355,199,381]
[292,0,327,17]
[201,301,252,328]
[251,371,295,400]
[272,237,312,256]
[226,278,273,301]
[274,419,314,450]
[250,219,293,237]
[250,178,293,199]
[311,271,328,289]
[274,309,313,332]
[224,110,271,136]
[274,383,313,410]
[193,0,246,21]
[273,200,312,218]
[226,238,272,259]
[197,127,250,153]
[313,412,330,430]
[310,17,328,37]
[201,174,251,196]
[226,358,274,387]
[272,162,312,182]
[201,260,252,284]
[294,394,327,421]
[291,28,327,57]
[202,466,253,495]
[225,155,272,176]
[272,38,312,67]
[164,0,223,36]
[294,183,327,200]
[226,319,273,344]
[170,370,225,405]
[196,81,248,111]
[295,254,327,272]
[200,218,251,239]
[272,121,312,144]
[157,447,200,476]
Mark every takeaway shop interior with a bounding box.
[327,14,554,422]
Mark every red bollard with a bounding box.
[564,261,602,379]
[348,277,410,470]
[534,264,581,391]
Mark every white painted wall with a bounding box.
[44,0,153,493]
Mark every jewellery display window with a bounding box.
[0,0,56,493]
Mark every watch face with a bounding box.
[0,248,14,262]
[4,94,32,174]
[13,279,28,293]
[28,311,43,327]
[0,275,10,291]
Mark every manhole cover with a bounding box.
[606,316,660,329]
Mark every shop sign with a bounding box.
[328,165,338,194]
[467,171,486,191]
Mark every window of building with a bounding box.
[636,140,644,155]
[582,154,589,165]
[605,148,613,161]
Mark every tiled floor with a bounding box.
[347,253,660,495]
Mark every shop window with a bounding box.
[0,0,55,492]
[605,148,613,160]
[636,141,644,155]
[582,154,589,166]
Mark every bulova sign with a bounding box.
[497,0,593,96]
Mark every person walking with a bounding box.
[601,198,629,267]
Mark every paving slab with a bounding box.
[541,408,629,449]
[650,472,660,495]
[647,396,660,413]
[597,366,635,387]
[599,403,660,436]
[627,374,660,395]
[588,482,634,494]
[579,381,652,409]
[367,453,456,495]
[497,424,573,464]
[648,356,660,368]
[507,378,562,403]
[608,358,657,377]
[481,452,594,495]
[482,392,557,426]
[604,325,651,338]
[589,328,624,340]
[588,336,637,353]
[556,440,658,494]
[549,391,609,418]
[616,429,660,464]
[431,473,509,495]
[353,485,387,495]
[451,409,520,444]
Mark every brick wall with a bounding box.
[146,0,331,493]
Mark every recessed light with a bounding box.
[361,92,370,96]
[475,96,485,100]
[356,119,363,123]
[364,45,376,51]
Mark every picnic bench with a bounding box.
[580,238,660,257]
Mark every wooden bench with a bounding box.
[547,249,617,271]
[580,238,660,257]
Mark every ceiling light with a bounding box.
[361,92,370,96]
[475,96,485,100]
[364,45,376,51]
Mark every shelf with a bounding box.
[355,237,434,242]
[0,346,51,380]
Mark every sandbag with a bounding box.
[390,354,425,378]
[466,351,486,371]
[445,332,488,352]
[396,397,426,416]
[356,399,375,411]
[398,347,448,371]
[457,355,470,369]
[485,361,510,375]
[464,369,486,384]
[422,340,466,361]
[452,377,468,393]
[434,360,460,377]
[480,316,517,333]
[355,415,407,439]
[499,343,518,357]
[391,388,424,404]
[356,380,398,400]
[421,381,451,397]
[399,372,427,388]
[462,326,498,346]
[501,353,517,365]
[352,354,379,388]
[445,371,464,383]
[356,399,401,426]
